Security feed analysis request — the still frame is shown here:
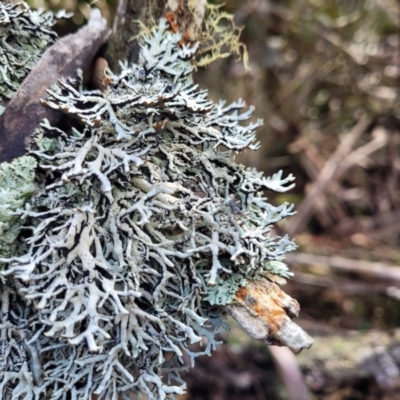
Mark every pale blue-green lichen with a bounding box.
[0,1,69,100]
[0,19,297,400]
[0,156,37,271]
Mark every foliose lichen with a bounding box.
[0,18,296,400]
[0,1,68,100]
[0,156,37,271]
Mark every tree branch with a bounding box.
[269,346,311,400]
[226,277,313,354]
[0,9,110,163]
[286,252,400,283]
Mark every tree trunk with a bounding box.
[0,0,206,162]
[104,0,206,71]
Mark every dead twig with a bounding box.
[287,116,372,236]
[292,271,392,297]
[226,277,313,354]
[293,127,387,231]
[286,252,400,283]
[269,346,311,400]
[337,126,388,175]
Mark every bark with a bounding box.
[104,0,206,72]
[0,0,207,162]
[0,9,110,163]
[226,278,313,354]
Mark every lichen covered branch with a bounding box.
[0,15,310,400]
[0,7,110,163]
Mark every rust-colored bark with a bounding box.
[226,277,313,354]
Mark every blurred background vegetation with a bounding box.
[25,0,400,398]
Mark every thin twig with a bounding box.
[286,252,400,283]
[294,127,387,229]
[292,271,390,296]
[269,346,311,400]
[337,127,388,175]
[287,116,371,236]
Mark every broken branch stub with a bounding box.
[226,277,314,353]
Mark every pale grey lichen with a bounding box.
[0,156,37,271]
[0,19,297,400]
[0,1,69,100]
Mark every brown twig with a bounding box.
[0,9,110,163]
[337,126,388,175]
[269,346,311,400]
[225,277,314,354]
[293,127,387,231]
[292,271,391,297]
[286,252,400,283]
[287,116,372,236]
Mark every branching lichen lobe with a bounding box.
[0,7,109,162]
[0,17,307,400]
[0,2,67,101]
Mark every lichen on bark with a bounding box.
[0,3,313,399]
[0,18,302,399]
[0,2,68,102]
[0,156,37,271]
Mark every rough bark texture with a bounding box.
[104,0,206,72]
[0,9,110,163]
[226,278,313,354]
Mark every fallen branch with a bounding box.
[286,252,400,283]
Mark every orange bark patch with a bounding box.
[179,30,192,45]
[235,286,247,301]
[234,278,297,335]
[153,119,169,133]
[165,1,200,43]
[166,11,179,33]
